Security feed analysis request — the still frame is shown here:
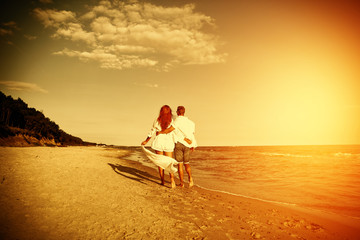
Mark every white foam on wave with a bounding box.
[258,152,312,158]
[334,152,360,157]
[195,184,297,206]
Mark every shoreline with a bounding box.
[116,155,360,239]
[129,150,360,229]
[1,146,359,239]
[124,146,360,221]
[195,184,360,222]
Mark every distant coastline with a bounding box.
[0,91,96,147]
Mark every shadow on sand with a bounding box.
[108,163,170,187]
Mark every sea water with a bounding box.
[124,145,360,219]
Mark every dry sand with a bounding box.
[0,146,359,240]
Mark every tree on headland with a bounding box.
[0,91,94,146]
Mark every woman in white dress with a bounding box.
[141,105,176,188]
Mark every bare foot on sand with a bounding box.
[189,179,194,187]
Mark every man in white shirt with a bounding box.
[173,106,197,187]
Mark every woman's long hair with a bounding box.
[157,105,172,130]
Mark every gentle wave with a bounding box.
[257,152,312,158]
[334,152,360,157]
[195,184,298,206]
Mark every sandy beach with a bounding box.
[0,146,359,240]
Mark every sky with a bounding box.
[0,0,359,146]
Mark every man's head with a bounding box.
[177,106,185,116]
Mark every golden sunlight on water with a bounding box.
[190,145,360,217]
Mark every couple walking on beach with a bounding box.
[141,105,197,188]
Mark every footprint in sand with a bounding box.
[282,218,324,233]
[306,223,324,232]
[250,232,261,239]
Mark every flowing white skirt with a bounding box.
[151,133,175,152]
[141,146,178,174]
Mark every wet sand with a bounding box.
[0,146,359,239]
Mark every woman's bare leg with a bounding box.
[155,151,165,185]
[158,167,165,185]
[164,152,176,188]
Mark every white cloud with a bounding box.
[6,41,14,46]
[24,34,38,40]
[134,82,159,88]
[0,28,13,36]
[33,0,227,71]
[53,48,157,70]
[0,21,20,36]
[2,21,20,29]
[53,22,96,45]
[33,8,76,28]
[0,81,48,93]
